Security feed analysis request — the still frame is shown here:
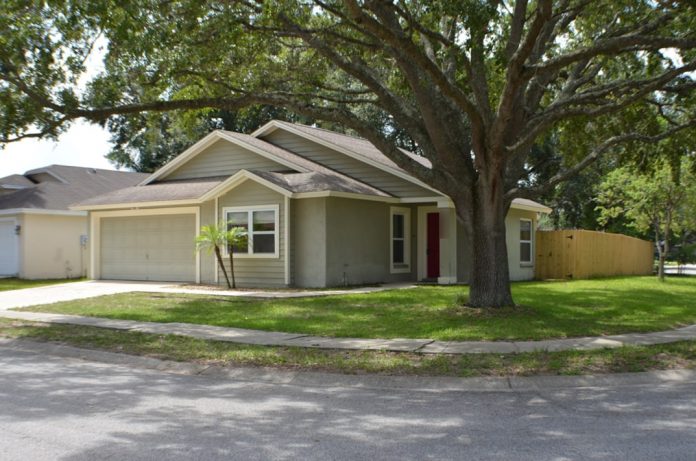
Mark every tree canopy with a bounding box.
[1,1,695,306]
[596,158,696,280]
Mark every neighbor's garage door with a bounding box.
[100,214,196,282]
[0,219,19,276]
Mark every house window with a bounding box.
[223,205,279,257]
[390,207,411,273]
[520,218,533,265]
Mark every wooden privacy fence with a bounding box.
[535,230,654,280]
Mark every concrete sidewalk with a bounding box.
[2,308,696,354]
[2,280,696,355]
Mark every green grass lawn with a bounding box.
[19,276,696,341]
[0,277,82,292]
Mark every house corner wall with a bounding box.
[292,197,327,287]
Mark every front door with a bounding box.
[426,212,440,279]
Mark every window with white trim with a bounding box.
[223,205,279,257]
[520,218,533,265]
[390,207,411,273]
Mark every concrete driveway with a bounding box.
[0,280,179,310]
[1,341,696,461]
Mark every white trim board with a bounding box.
[0,208,87,217]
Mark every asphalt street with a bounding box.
[1,343,695,461]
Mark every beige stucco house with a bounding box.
[74,121,551,287]
[0,165,147,279]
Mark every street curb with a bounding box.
[2,337,695,393]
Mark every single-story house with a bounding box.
[74,121,551,287]
[0,165,147,279]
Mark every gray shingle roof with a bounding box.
[271,121,433,170]
[76,176,227,207]
[253,171,391,196]
[0,165,148,211]
[268,122,550,212]
[0,174,35,188]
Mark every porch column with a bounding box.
[437,200,457,284]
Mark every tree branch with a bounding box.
[507,119,696,200]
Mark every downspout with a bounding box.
[284,195,290,286]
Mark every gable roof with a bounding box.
[141,130,315,185]
[74,122,551,213]
[75,130,396,209]
[74,166,393,210]
[0,165,148,212]
[253,120,438,191]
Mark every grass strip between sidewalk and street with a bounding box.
[1,318,695,378]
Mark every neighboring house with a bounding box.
[74,121,551,287]
[0,165,148,279]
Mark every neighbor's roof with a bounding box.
[0,174,35,189]
[0,165,148,211]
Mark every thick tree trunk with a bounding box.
[463,178,515,308]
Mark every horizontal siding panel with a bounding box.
[262,130,433,198]
[166,140,288,180]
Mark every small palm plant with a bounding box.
[196,223,233,288]
[225,225,248,289]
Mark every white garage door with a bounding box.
[100,214,196,282]
[0,219,19,276]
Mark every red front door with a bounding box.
[426,212,440,279]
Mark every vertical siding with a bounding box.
[217,180,286,287]
[261,130,434,198]
[166,139,289,180]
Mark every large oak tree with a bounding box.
[1,1,695,306]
